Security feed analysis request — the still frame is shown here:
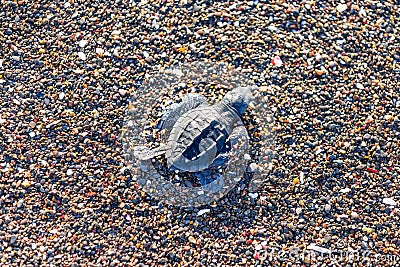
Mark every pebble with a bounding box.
[21,180,30,187]
[197,209,210,216]
[248,192,258,199]
[188,236,197,244]
[307,244,331,254]
[247,162,258,172]
[10,235,17,245]
[77,52,87,60]
[351,212,359,219]
[356,83,364,90]
[295,207,302,215]
[119,89,128,96]
[336,3,347,13]
[271,56,283,67]
[324,204,332,212]
[96,48,104,54]
[382,198,397,206]
[28,121,36,128]
[59,92,66,100]
[79,40,89,48]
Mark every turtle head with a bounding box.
[222,86,254,115]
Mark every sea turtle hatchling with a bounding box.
[135,86,254,172]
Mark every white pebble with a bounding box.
[248,163,258,172]
[248,192,258,199]
[66,169,73,176]
[111,30,121,36]
[356,83,364,89]
[77,52,86,60]
[307,244,331,254]
[359,8,367,17]
[79,40,88,48]
[113,48,119,57]
[384,114,393,121]
[295,207,302,215]
[197,209,210,216]
[59,92,65,100]
[119,89,127,96]
[268,25,278,32]
[340,188,351,193]
[336,3,347,12]
[382,198,397,206]
[152,19,159,29]
[96,48,104,54]
[324,204,331,212]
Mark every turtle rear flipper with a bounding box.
[208,153,229,168]
[168,137,217,172]
[209,126,249,168]
[134,144,168,161]
[156,93,207,130]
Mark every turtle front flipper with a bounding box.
[156,93,207,131]
[228,126,249,148]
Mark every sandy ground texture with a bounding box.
[0,0,400,266]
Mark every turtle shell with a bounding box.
[166,106,234,172]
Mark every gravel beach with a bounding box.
[1,0,400,266]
